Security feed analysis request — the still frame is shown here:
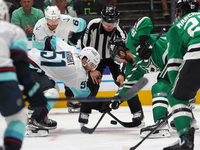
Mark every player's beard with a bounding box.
[125,55,133,64]
[47,24,58,31]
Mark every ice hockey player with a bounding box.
[163,0,199,149]
[109,17,171,138]
[32,5,86,50]
[26,35,100,136]
[32,5,86,113]
[0,0,47,148]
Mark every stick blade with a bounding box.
[81,126,93,134]
[122,146,131,150]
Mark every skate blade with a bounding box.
[68,108,80,113]
[25,129,49,137]
[140,129,170,138]
[27,124,57,130]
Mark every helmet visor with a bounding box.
[113,55,121,65]
[47,18,59,25]
[87,62,97,71]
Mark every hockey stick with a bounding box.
[144,27,166,62]
[81,112,106,134]
[94,28,166,132]
[124,112,172,150]
[107,112,141,128]
[149,28,166,49]
[80,78,148,134]
[47,77,148,103]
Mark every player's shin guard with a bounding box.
[169,93,192,137]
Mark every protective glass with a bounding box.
[47,19,59,25]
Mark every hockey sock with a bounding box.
[169,93,192,137]
[46,101,57,111]
[4,120,25,150]
[31,107,48,123]
[152,99,168,123]
[127,95,143,114]
[151,79,170,122]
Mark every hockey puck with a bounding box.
[110,120,117,125]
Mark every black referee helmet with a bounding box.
[101,5,120,23]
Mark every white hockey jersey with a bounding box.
[0,21,27,82]
[32,14,86,50]
[28,41,90,98]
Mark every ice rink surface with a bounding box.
[1,105,200,150]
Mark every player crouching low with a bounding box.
[26,35,100,136]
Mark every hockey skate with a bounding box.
[163,127,195,150]
[78,112,89,127]
[26,116,57,137]
[67,101,81,113]
[132,110,145,128]
[27,116,57,130]
[27,105,34,118]
[0,146,6,150]
[0,145,10,150]
[140,119,170,138]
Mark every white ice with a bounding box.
[1,105,200,150]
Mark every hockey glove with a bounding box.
[68,39,77,47]
[44,35,62,51]
[136,35,153,60]
[99,102,112,113]
[23,81,47,108]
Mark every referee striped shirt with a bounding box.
[82,18,127,59]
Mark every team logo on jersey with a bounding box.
[36,25,41,30]
[140,57,159,73]
[63,18,70,22]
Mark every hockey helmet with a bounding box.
[109,38,128,64]
[45,6,61,20]
[176,0,199,19]
[101,5,120,23]
[0,0,9,22]
[80,47,100,71]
